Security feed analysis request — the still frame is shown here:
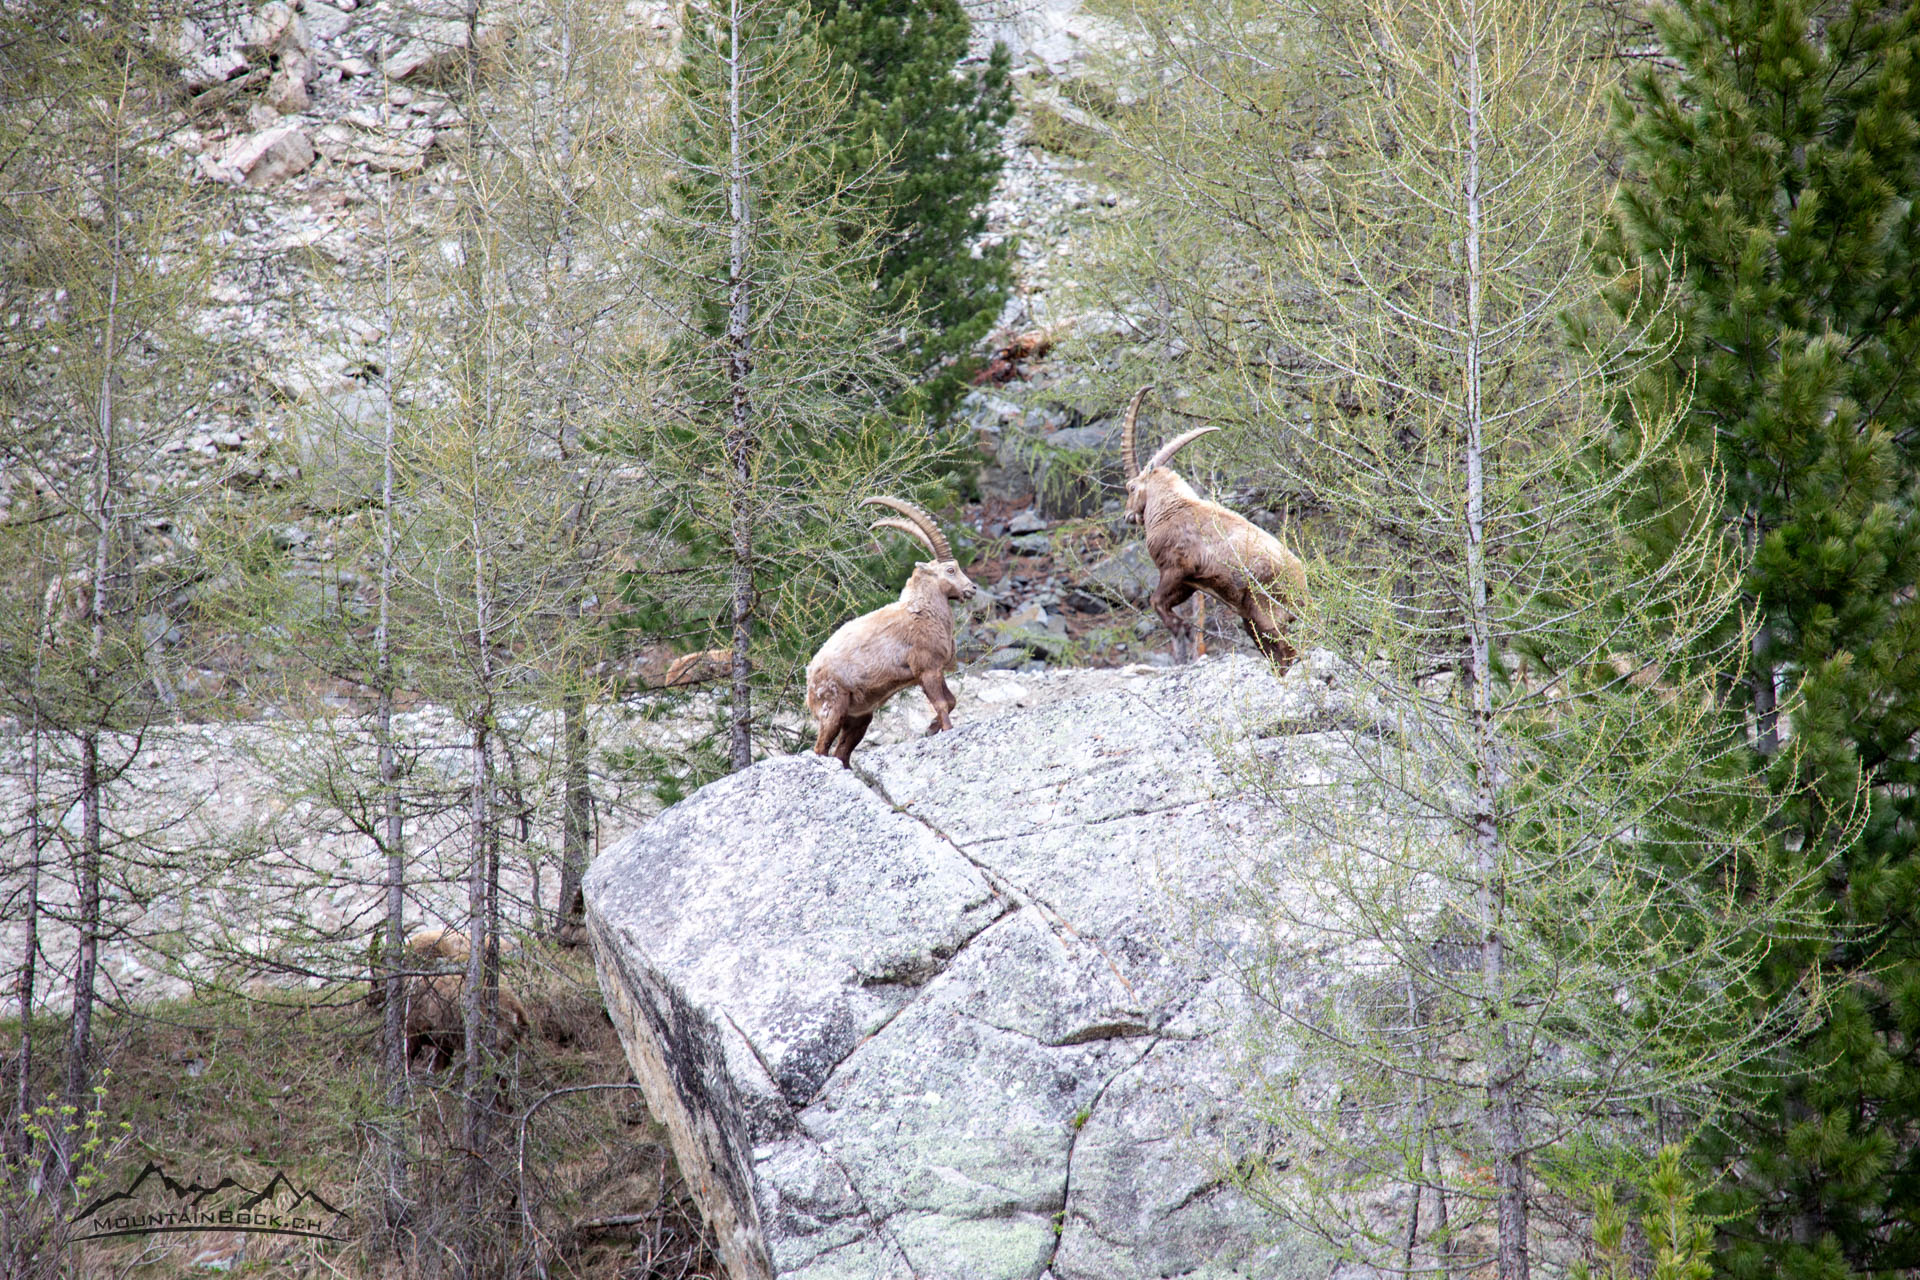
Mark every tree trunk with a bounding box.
[1460,12,1527,1277]
[12,698,44,1165]
[374,150,412,1230]
[724,0,755,773]
[558,688,590,930]
[61,197,123,1186]
[460,718,490,1280]
[60,733,103,1187]
[1751,625,1779,756]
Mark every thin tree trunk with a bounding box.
[61,164,124,1185]
[1428,1129,1453,1280]
[376,287,409,1232]
[558,688,590,931]
[1751,624,1779,755]
[461,716,490,1280]
[724,0,755,773]
[455,6,496,1269]
[61,734,102,1188]
[12,695,44,1166]
[1460,10,1527,1276]
[367,63,412,1233]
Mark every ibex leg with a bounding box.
[918,671,958,732]
[1151,572,1198,664]
[835,714,873,768]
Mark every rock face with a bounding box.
[586,656,1348,1280]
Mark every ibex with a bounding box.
[1121,386,1305,669]
[366,927,532,1070]
[806,496,976,767]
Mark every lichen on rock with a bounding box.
[585,655,1354,1280]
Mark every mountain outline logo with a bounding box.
[72,1158,350,1242]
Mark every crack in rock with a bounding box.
[807,899,1019,1108]
[851,759,1142,1002]
[727,1011,923,1279]
[1045,1035,1165,1275]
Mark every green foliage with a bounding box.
[632,0,969,765]
[807,0,1014,421]
[1572,1147,1716,1280]
[1601,1,1920,1273]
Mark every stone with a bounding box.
[1010,531,1051,555]
[382,15,507,81]
[586,657,1354,1280]
[211,124,315,188]
[1006,415,1126,519]
[988,602,1069,658]
[185,46,251,90]
[264,50,313,112]
[983,645,1030,670]
[300,0,352,40]
[1006,508,1048,535]
[1081,540,1157,607]
[976,461,1035,508]
[242,1,308,57]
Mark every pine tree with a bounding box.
[1602,0,1920,1274]
[623,0,956,772]
[808,0,1013,420]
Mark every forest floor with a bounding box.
[4,945,719,1279]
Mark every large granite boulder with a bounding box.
[585,656,1354,1280]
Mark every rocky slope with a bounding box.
[585,654,1357,1280]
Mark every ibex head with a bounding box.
[863,496,976,601]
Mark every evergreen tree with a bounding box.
[808,0,1013,420]
[1603,0,1920,1274]
[626,0,954,771]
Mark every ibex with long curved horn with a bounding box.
[806,496,977,767]
[1120,386,1305,668]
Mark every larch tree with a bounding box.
[0,0,216,1193]
[1096,0,1840,1276]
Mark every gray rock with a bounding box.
[382,14,508,81]
[1010,531,1051,555]
[212,124,314,188]
[586,657,1348,1280]
[300,0,352,40]
[976,461,1036,508]
[1082,540,1157,607]
[1006,416,1125,519]
[983,646,1030,670]
[987,603,1069,658]
[961,390,1022,434]
[264,49,314,112]
[242,1,308,57]
[1007,508,1048,535]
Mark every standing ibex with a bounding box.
[1121,386,1305,669]
[806,497,976,767]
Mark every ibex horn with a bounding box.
[1121,384,1153,478]
[1144,426,1220,474]
[869,517,938,560]
[861,496,951,562]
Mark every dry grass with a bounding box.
[3,944,721,1279]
